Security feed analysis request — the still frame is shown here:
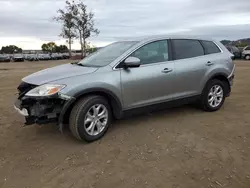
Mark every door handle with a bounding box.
[206,61,214,66]
[162,68,173,73]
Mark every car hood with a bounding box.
[22,63,98,85]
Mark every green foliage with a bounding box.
[86,43,97,53]
[1,45,22,54]
[55,45,69,53]
[87,47,97,54]
[235,42,248,48]
[41,42,68,53]
[41,42,56,52]
[54,3,78,56]
[55,0,100,57]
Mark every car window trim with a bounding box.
[114,39,172,69]
[171,39,205,61]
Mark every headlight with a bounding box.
[25,84,66,97]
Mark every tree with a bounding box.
[55,45,69,53]
[86,43,97,53]
[73,1,99,57]
[54,2,77,57]
[56,1,99,58]
[41,42,57,52]
[41,43,68,53]
[1,45,22,54]
[41,43,49,52]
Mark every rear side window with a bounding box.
[201,40,221,54]
[172,39,204,60]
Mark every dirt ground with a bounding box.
[0,60,250,188]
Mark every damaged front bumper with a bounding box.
[14,93,73,126]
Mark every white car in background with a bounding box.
[241,46,250,60]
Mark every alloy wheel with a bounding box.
[84,104,108,136]
[208,85,224,108]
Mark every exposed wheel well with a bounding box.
[62,91,122,125]
[208,74,230,96]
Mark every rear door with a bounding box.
[120,40,175,109]
[171,39,208,98]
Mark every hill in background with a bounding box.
[221,38,250,47]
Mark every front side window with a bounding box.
[130,40,169,65]
[201,40,221,54]
[172,39,204,60]
[245,47,250,51]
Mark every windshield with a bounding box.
[78,41,137,67]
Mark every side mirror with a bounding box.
[124,57,141,68]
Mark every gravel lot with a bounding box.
[0,60,250,188]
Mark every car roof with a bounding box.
[122,35,217,43]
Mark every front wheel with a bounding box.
[200,79,226,112]
[69,95,112,142]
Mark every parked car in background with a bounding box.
[12,54,24,62]
[44,54,51,60]
[0,54,11,62]
[25,54,38,61]
[62,53,70,59]
[38,54,51,61]
[241,46,250,60]
[51,53,62,60]
[14,36,235,142]
[226,46,241,59]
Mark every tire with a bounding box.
[200,79,226,112]
[69,95,112,142]
[245,55,250,60]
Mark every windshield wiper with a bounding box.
[71,62,87,67]
[71,62,101,67]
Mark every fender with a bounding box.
[207,72,229,81]
[201,72,231,96]
[58,88,123,132]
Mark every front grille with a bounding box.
[17,82,37,99]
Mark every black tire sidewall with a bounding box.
[202,79,226,111]
[75,97,111,142]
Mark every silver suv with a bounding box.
[14,36,235,142]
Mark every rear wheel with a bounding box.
[69,95,111,142]
[245,55,250,60]
[200,79,226,112]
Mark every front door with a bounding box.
[120,40,175,110]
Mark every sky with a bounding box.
[0,0,250,50]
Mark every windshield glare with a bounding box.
[78,41,137,67]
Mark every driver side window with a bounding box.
[130,40,169,65]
